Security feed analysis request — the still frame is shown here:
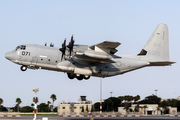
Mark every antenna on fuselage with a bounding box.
[50,42,54,47]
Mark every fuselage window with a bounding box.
[20,45,26,50]
[15,46,20,51]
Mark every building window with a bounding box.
[74,107,76,109]
[62,107,65,109]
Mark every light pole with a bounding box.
[110,92,113,97]
[155,89,158,96]
[100,79,102,115]
[33,88,39,120]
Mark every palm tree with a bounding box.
[134,95,140,103]
[156,106,161,115]
[123,104,130,114]
[143,105,148,115]
[0,98,3,112]
[16,98,22,112]
[31,103,34,108]
[118,96,124,102]
[50,94,57,111]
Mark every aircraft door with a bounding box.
[32,57,38,65]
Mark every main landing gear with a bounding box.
[20,65,27,71]
[67,73,90,80]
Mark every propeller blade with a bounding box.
[67,35,75,56]
[59,38,66,61]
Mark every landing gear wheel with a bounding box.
[67,73,75,79]
[21,65,27,71]
[84,75,90,80]
[76,75,84,81]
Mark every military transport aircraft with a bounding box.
[5,23,175,80]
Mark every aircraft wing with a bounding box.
[89,41,121,54]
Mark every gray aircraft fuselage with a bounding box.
[5,23,175,80]
[5,44,148,78]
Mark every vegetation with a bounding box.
[37,103,49,112]
[0,105,7,112]
[16,98,22,112]
[0,98,3,111]
[94,97,121,112]
[20,106,34,112]
[139,95,161,104]
[50,94,57,111]
[3,94,180,114]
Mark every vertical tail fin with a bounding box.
[139,23,169,62]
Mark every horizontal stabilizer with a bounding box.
[149,61,175,66]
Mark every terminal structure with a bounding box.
[58,96,93,115]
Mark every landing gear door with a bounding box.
[32,57,38,65]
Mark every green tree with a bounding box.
[118,96,124,102]
[175,101,180,111]
[20,106,34,112]
[143,105,148,114]
[103,97,121,112]
[37,103,48,112]
[124,103,130,113]
[104,98,113,111]
[31,103,34,108]
[47,101,51,112]
[50,94,57,111]
[139,95,161,104]
[0,105,7,112]
[94,102,100,111]
[134,104,140,113]
[16,98,22,112]
[156,106,161,115]
[134,95,140,103]
[0,98,3,112]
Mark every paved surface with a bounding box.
[1,116,180,120]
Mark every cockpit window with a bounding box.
[15,45,26,51]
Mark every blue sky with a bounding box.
[0,0,180,107]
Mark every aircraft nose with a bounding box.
[5,52,14,60]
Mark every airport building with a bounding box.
[118,104,177,115]
[58,96,93,115]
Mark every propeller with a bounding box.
[59,38,66,61]
[67,35,75,56]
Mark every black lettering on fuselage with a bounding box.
[22,51,30,56]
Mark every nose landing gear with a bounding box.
[20,65,27,71]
